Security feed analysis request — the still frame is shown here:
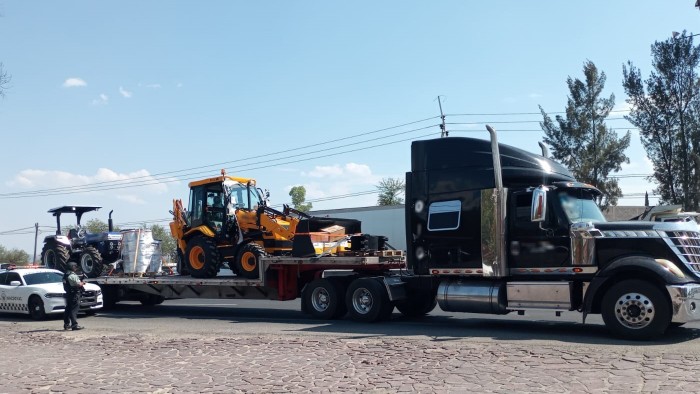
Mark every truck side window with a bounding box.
[427,200,461,231]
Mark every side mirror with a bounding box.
[10,280,21,286]
[531,186,548,222]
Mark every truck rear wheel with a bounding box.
[396,295,437,318]
[346,278,394,323]
[303,278,347,319]
[41,241,70,271]
[185,236,220,278]
[601,279,671,340]
[80,246,105,278]
[234,243,265,279]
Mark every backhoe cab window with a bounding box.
[558,190,606,223]
[225,183,262,210]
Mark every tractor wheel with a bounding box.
[601,279,671,340]
[175,250,189,276]
[345,278,394,323]
[185,236,220,278]
[79,246,105,278]
[41,241,70,272]
[234,243,266,279]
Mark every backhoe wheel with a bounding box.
[234,243,265,279]
[302,278,347,320]
[185,236,220,278]
[396,294,437,318]
[41,241,70,272]
[80,246,105,278]
[601,279,671,341]
[346,278,394,323]
[175,250,189,276]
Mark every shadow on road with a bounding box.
[46,302,700,347]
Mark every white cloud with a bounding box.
[296,163,384,203]
[176,82,183,88]
[119,86,133,98]
[63,78,87,88]
[611,101,632,115]
[529,93,543,99]
[92,93,109,105]
[145,83,161,89]
[6,168,178,196]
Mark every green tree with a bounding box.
[150,224,176,259]
[0,244,30,265]
[289,185,313,212]
[540,60,631,208]
[377,177,405,206]
[622,32,700,210]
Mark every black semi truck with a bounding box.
[91,125,700,340]
[397,125,700,340]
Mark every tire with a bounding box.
[234,243,266,279]
[601,279,671,340]
[669,322,686,329]
[41,241,70,272]
[185,236,220,278]
[80,246,105,278]
[302,278,347,320]
[28,296,46,320]
[345,278,394,323]
[140,294,165,306]
[175,250,189,276]
[396,295,437,318]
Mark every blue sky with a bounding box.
[1,1,699,254]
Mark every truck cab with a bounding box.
[404,130,700,339]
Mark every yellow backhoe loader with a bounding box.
[169,171,361,278]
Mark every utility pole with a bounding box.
[33,223,39,265]
[437,96,448,138]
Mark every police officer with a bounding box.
[62,262,85,331]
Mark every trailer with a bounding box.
[90,251,408,321]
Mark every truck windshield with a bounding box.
[558,190,606,223]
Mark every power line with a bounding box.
[446,109,632,116]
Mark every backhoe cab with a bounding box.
[41,206,122,278]
[170,171,361,279]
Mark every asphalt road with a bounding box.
[4,297,699,348]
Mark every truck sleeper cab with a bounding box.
[403,127,700,340]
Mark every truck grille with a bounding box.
[664,231,700,273]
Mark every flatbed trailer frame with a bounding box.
[89,255,408,320]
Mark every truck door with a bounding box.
[508,190,570,269]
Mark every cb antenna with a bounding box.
[437,96,448,138]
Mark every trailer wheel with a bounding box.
[302,278,346,319]
[234,243,265,279]
[185,236,220,278]
[140,294,165,306]
[396,295,437,318]
[80,246,105,278]
[346,278,394,323]
[601,279,671,340]
[41,241,70,272]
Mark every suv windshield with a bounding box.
[23,272,63,285]
[558,190,606,223]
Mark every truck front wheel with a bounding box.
[601,279,671,340]
[396,295,437,318]
[185,236,220,278]
[345,278,394,323]
[302,278,347,319]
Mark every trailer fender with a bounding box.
[380,276,407,302]
[44,235,71,246]
[582,256,688,321]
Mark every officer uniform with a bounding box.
[62,266,83,330]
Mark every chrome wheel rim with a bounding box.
[311,287,330,312]
[352,287,373,315]
[81,254,94,273]
[614,292,655,329]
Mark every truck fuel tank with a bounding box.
[437,280,508,314]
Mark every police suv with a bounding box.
[0,268,103,319]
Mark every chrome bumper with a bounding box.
[667,284,700,323]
